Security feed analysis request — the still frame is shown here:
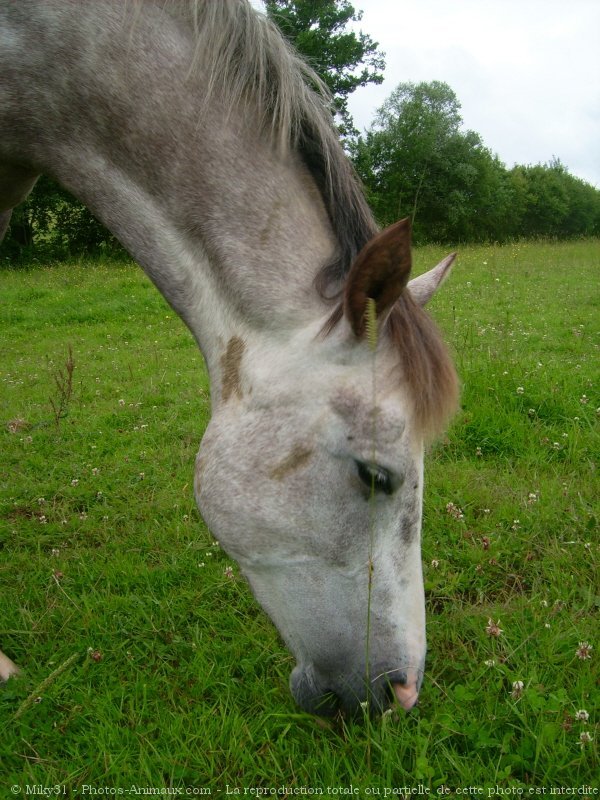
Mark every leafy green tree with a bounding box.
[1,176,121,263]
[265,0,385,136]
[509,161,600,238]
[353,81,600,243]
[352,81,507,242]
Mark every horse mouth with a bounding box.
[290,664,420,719]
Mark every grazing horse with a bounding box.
[0,0,458,716]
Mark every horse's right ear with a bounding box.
[343,218,412,339]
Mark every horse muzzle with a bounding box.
[290,662,422,718]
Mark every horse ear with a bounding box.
[407,253,456,306]
[343,218,412,338]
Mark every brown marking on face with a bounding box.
[221,336,245,402]
[269,444,314,480]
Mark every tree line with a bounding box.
[2,0,598,261]
[351,80,600,243]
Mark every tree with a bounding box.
[509,161,600,239]
[265,0,385,136]
[352,81,506,241]
[0,176,121,263]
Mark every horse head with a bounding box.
[195,220,457,716]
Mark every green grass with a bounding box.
[0,242,598,793]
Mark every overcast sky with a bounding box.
[346,0,600,187]
[255,0,600,187]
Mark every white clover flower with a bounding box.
[576,641,593,660]
[511,681,524,699]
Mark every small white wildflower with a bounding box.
[516,386,524,395]
[198,562,205,568]
[576,641,593,660]
[71,479,79,486]
[580,395,588,405]
[579,731,593,746]
[118,399,125,406]
[484,659,496,667]
[575,709,589,722]
[511,681,524,699]
[431,559,439,568]
[445,502,464,520]
[51,548,60,557]
[92,467,99,476]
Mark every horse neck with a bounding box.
[1,1,336,382]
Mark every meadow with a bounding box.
[0,240,598,794]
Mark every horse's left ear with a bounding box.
[407,252,456,307]
[343,218,412,338]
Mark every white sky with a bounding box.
[254,0,600,188]
[346,0,600,187]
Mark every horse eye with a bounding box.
[356,461,394,496]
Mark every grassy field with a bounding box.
[0,240,598,794]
